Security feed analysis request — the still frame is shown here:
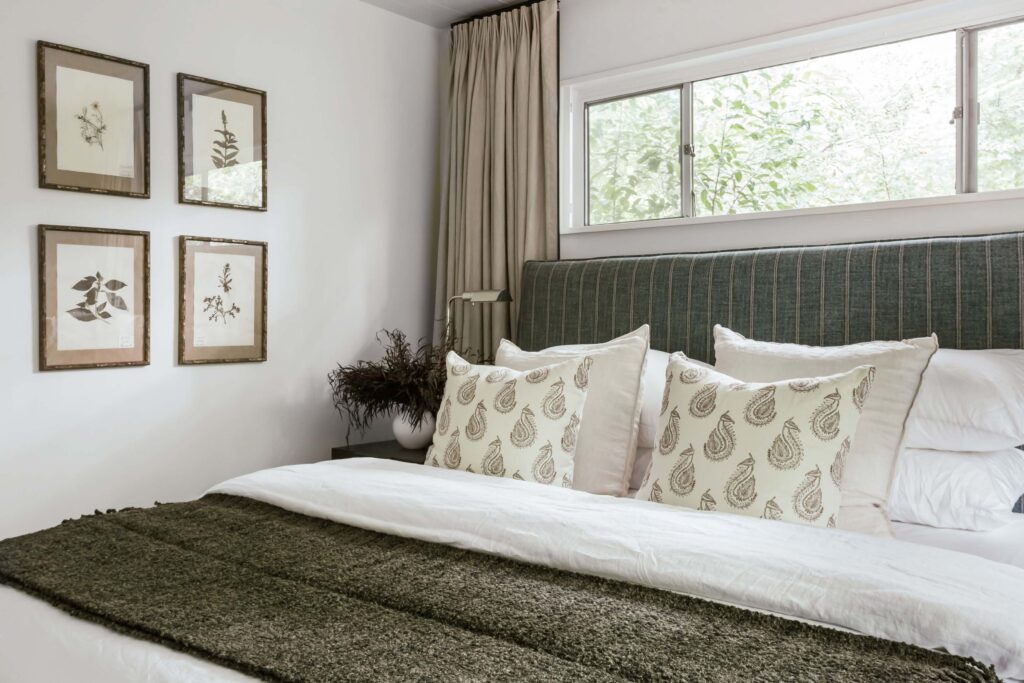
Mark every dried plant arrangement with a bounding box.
[328,330,459,442]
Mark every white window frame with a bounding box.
[561,0,1024,235]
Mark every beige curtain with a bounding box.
[434,0,559,360]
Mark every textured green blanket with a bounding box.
[0,494,999,682]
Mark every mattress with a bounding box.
[893,517,1024,570]
[2,458,1023,682]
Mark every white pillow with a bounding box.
[903,349,1024,452]
[636,354,873,529]
[889,447,1024,531]
[634,349,712,490]
[427,352,589,487]
[630,446,654,493]
[713,325,938,537]
[495,326,649,496]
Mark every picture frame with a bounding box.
[37,41,150,198]
[177,73,267,211]
[178,236,267,364]
[38,225,150,371]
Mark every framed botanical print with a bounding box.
[179,236,267,364]
[37,41,149,197]
[38,225,150,371]
[178,74,267,211]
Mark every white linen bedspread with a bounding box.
[893,518,1024,570]
[3,457,1024,682]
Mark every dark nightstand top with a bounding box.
[331,440,427,465]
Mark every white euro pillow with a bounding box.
[495,326,649,496]
[889,447,1024,531]
[903,349,1024,452]
[713,325,938,537]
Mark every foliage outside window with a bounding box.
[977,21,1024,193]
[587,89,681,225]
[582,19,1024,227]
[693,33,954,216]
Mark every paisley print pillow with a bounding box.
[636,354,873,529]
[713,325,938,537]
[427,352,590,487]
[495,327,649,497]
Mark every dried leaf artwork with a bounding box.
[75,101,106,149]
[211,110,240,169]
[66,271,127,323]
[202,263,241,324]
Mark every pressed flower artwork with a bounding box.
[178,74,266,211]
[195,255,251,340]
[75,101,107,149]
[39,225,150,371]
[179,236,267,364]
[203,264,241,324]
[38,42,149,197]
[55,246,135,351]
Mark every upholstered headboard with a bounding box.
[516,231,1024,514]
[518,232,1024,359]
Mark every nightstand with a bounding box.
[331,440,427,465]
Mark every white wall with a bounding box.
[559,0,922,81]
[558,0,1024,259]
[0,0,444,539]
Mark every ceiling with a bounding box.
[359,0,519,28]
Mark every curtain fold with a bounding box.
[434,0,558,360]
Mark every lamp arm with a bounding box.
[445,294,466,332]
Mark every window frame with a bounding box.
[583,85,689,226]
[562,0,1024,234]
[961,15,1024,193]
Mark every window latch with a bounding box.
[683,144,695,157]
[949,106,963,125]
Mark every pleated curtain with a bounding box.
[434,0,559,360]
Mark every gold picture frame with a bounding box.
[38,225,150,371]
[177,73,267,211]
[37,41,150,198]
[178,236,267,364]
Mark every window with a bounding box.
[976,21,1024,192]
[693,33,955,216]
[587,88,682,225]
[573,14,1024,229]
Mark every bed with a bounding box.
[892,518,1024,569]
[3,232,1024,682]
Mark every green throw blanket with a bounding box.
[0,494,999,682]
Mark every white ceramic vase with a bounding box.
[392,412,435,449]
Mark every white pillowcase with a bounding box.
[636,354,872,529]
[903,349,1024,452]
[634,349,712,490]
[630,446,654,493]
[427,352,590,487]
[889,447,1024,531]
[495,326,649,496]
[713,325,938,537]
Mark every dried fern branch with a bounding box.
[328,329,458,443]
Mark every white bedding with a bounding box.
[2,457,1024,682]
[893,517,1024,570]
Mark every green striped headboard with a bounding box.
[518,232,1024,360]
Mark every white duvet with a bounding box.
[2,457,1024,682]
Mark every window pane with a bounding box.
[587,89,681,225]
[977,21,1024,193]
[693,33,956,216]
